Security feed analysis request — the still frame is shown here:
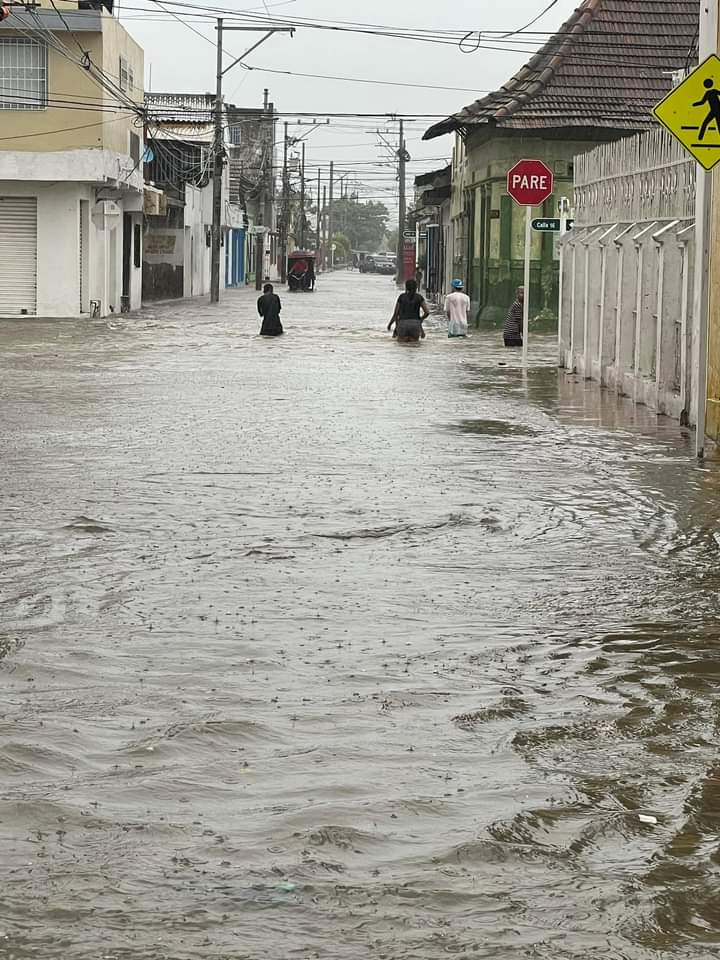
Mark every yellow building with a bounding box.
[0,0,144,316]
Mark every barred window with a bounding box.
[0,38,48,111]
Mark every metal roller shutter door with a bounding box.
[0,197,37,316]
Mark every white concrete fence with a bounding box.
[560,129,697,423]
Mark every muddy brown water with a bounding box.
[1,272,720,959]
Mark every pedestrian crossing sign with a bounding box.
[653,54,720,170]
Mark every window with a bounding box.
[228,124,242,146]
[119,55,134,94]
[0,38,47,111]
[129,131,140,164]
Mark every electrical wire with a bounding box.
[110,1,702,68]
[20,8,146,118]
[241,65,490,94]
[0,111,137,141]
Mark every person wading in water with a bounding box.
[504,286,524,348]
[257,283,283,337]
[388,279,429,343]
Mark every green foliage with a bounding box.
[332,232,352,261]
[384,228,399,253]
[328,199,389,252]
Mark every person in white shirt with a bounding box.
[444,279,471,338]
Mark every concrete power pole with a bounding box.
[322,185,327,269]
[210,19,225,304]
[254,88,273,291]
[280,121,289,283]
[316,166,321,261]
[299,141,306,249]
[395,119,407,286]
[210,22,293,304]
[328,160,334,271]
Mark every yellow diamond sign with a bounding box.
[653,54,720,170]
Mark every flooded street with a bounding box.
[2,270,720,959]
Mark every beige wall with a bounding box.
[99,14,144,155]
[1,9,143,156]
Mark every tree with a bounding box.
[328,199,389,251]
[332,232,352,262]
[384,228,398,253]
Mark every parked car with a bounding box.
[374,256,396,275]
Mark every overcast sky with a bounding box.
[120,0,579,214]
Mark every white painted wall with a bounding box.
[560,220,694,423]
[0,148,143,192]
[0,179,143,318]
[129,212,143,311]
[183,184,210,298]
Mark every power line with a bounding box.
[242,64,490,93]
[112,2,704,66]
[0,112,136,142]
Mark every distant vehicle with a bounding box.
[373,256,396,275]
[359,255,377,274]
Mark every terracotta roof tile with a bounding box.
[423,0,699,140]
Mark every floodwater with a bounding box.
[1,272,720,960]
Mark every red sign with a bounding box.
[403,240,416,282]
[506,159,554,206]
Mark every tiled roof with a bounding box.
[414,164,451,187]
[424,0,699,140]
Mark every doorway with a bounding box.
[122,211,131,311]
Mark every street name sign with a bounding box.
[652,54,720,170]
[506,159,554,206]
[532,218,574,231]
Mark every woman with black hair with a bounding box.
[388,279,429,342]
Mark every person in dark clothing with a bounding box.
[388,279,429,342]
[504,286,524,347]
[257,283,283,337]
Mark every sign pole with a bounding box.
[693,0,718,457]
[523,205,532,367]
[558,198,569,364]
[506,159,554,368]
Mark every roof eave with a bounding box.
[423,118,461,141]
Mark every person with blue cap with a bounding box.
[444,279,470,338]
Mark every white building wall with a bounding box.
[129,215,143,311]
[0,149,143,319]
[183,184,210,298]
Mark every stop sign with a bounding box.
[507,159,554,206]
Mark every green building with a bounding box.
[423,0,699,327]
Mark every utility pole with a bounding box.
[280,121,289,282]
[210,22,293,304]
[256,88,273,290]
[299,141,306,249]
[316,166,321,260]
[396,119,408,286]
[211,18,224,304]
[328,160,334,271]
[322,185,327,270]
